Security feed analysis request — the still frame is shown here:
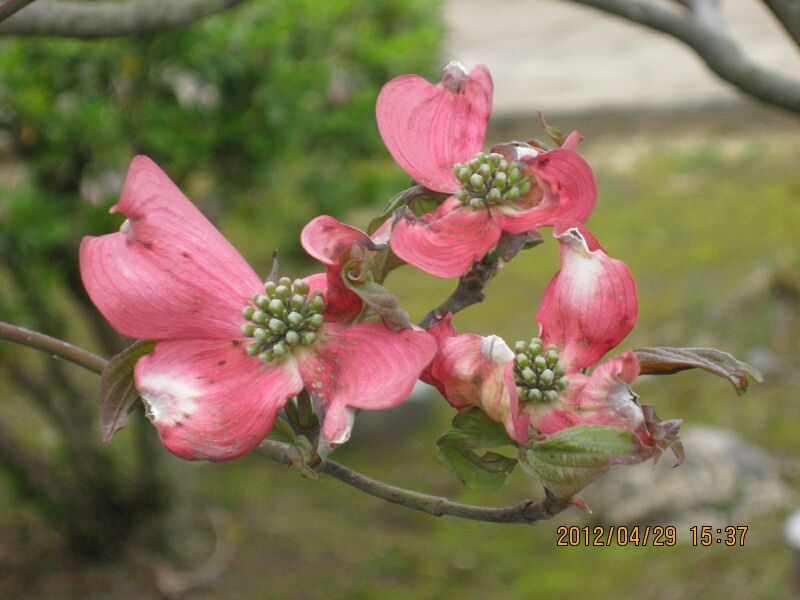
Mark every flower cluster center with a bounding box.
[453,151,532,209]
[241,277,325,362]
[512,337,568,404]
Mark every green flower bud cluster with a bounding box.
[512,337,568,404]
[240,277,325,362]
[452,151,532,209]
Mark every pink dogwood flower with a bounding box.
[376,62,597,278]
[424,225,677,457]
[80,156,437,462]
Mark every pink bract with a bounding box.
[81,156,437,462]
[425,226,660,452]
[376,62,598,278]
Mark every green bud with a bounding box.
[522,367,536,383]
[308,294,325,313]
[506,187,520,202]
[474,151,487,163]
[508,168,521,184]
[528,388,543,403]
[291,294,306,310]
[547,344,558,353]
[256,295,271,310]
[268,298,286,317]
[487,188,502,203]
[469,173,484,189]
[488,153,502,166]
[254,327,269,342]
[497,159,509,172]
[543,390,559,403]
[469,198,484,210]
[534,355,547,371]
[241,323,256,337]
[554,363,566,378]
[275,285,291,299]
[457,167,470,184]
[530,338,543,354]
[272,342,287,356]
[292,279,310,295]
[278,276,291,287]
[246,342,261,356]
[520,180,532,195]
[251,292,261,304]
[514,340,528,353]
[252,310,268,325]
[302,331,317,345]
[258,350,273,363]
[545,349,559,367]
[540,369,555,387]
[242,306,255,320]
[287,311,305,328]
[456,189,469,203]
[516,386,527,401]
[556,378,569,391]
[494,172,507,189]
[515,353,531,369]
[308,313,325,328]
[285,330,301,346]
[478,163,491,179]
[268,318,287,334]
[453,162,463,176]
[264,281,277,296]
[469,157,481,170]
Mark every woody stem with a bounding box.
[258,440,570,524]
[0,319,572,526]
[0,321,106,374]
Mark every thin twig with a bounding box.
[0,0,37,22]
[258,440,571,525]
[0,0,247,38]
[0,321,106,374]
[762,0,800,50]
[418,231,539,328]
[562,0,800,115]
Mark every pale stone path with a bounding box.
[444,0,799,116]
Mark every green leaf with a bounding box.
[436,407,518,492]
[519,426,644,499]
[445,406,516,450]
[100,339,156,442]
[438,443,517,492]
[538,111,566,147]
[633,346,763,395]
[341,259,411,330]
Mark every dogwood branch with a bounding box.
[561,0,800,114]
[762,0,800,49]
[0,321,572,525]
[0,321,105,374]
[0,0,246,38]
[0,0,37,22]
[258,440,570,524]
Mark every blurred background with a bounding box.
[0,0,798,597]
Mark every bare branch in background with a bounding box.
[0,0,37,22]
[562,0,800,115]
[0,0,247,38]
[762,0,800,49]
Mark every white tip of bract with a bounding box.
[555,227,591,256]
[138,374,199,427]
[515,146,540,160]
[317,406,356,458]
[481,334,514,364]
[442,61,469,93]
